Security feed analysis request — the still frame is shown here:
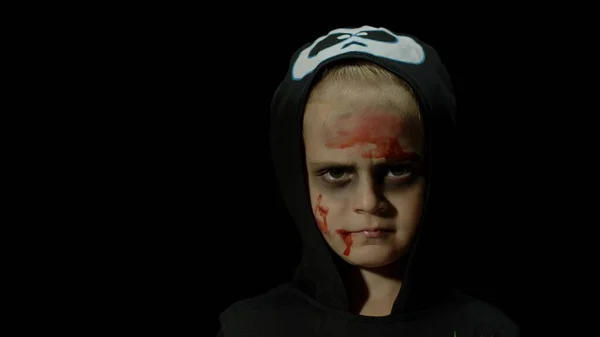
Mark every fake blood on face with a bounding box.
[335,230,353,256]
[314,193,329,233]
[316,113,416,257]
[325,113,416,160]
[315,193,353,256]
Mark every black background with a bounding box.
[113,17,561,336]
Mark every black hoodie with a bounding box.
[217,25,519,337]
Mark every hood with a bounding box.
[269,25,457,315]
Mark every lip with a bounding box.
[350,227,395,233]
[349,228,395,238]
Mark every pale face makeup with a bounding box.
[304,79,425,268]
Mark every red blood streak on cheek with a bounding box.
[325,114,416,160]
[314,193,329,233]
[335,230,353,256]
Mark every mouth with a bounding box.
[343,228,395,238]
[342,41,367,49]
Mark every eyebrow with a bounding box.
[306,161,354,168]
[306,154,422,168]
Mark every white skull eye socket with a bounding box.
[337,34,351,40]
[356,32,368,36]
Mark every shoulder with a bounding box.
[218,283,310,335]
[449,289,520,336]
[220,283,297,317]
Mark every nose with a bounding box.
[353,179,388,215]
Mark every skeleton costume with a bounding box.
[217,26,519,337]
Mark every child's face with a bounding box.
[303,78,425,268]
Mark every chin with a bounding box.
[339,245,404,268]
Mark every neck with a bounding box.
[342,259,405,316]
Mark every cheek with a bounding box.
[387,181,425,223]
[311,192,350,234]
[312,193,329,233]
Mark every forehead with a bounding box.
[308,79,419,130]
[305,76,414,119]
[303,81,423,161]
[306,103,406,139]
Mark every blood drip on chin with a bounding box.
[335,230,353,256]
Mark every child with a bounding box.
[217,25,519,337]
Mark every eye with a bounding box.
[387,164,412,178]
[318,167,353,185]
[327,168,346,179]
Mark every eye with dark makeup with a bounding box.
[316,166,354,186]
[315,162,419,187]
[387,163,412,179]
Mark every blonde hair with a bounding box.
[308,60,422,125]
